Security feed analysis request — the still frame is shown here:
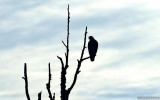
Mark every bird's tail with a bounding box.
[90,55,95,62]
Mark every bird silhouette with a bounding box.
[88,36,98,61]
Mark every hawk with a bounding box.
[88,36,98,61]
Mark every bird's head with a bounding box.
[89,36,94,40]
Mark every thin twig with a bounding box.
[82,56,90,61]
[22,63,31,100]
[46,63,55,100]
[68,27,89,93]
[62,41,67,47]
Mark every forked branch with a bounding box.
[68,27,89,93]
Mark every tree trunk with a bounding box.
[61,90,69,100]
[61,68,67,100]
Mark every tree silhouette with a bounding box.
[23,5,91,100]
[57,5,90,100]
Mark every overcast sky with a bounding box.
[0,0,160,100]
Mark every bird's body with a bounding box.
[88,36,98,61]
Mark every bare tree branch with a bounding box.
[38,92,42,100]
[82,56,90,61]
[46,63,55,100]
[62,41,67,47]
[65,4,70,69]
[68,27,89,93]
[57,56,65,69]
[58,5,70,100]
[22,63,31,100]
[80,27,88,61]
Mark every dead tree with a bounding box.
[23,5,90,100]
[57,5,90,100]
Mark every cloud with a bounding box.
[0,0,160,100]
